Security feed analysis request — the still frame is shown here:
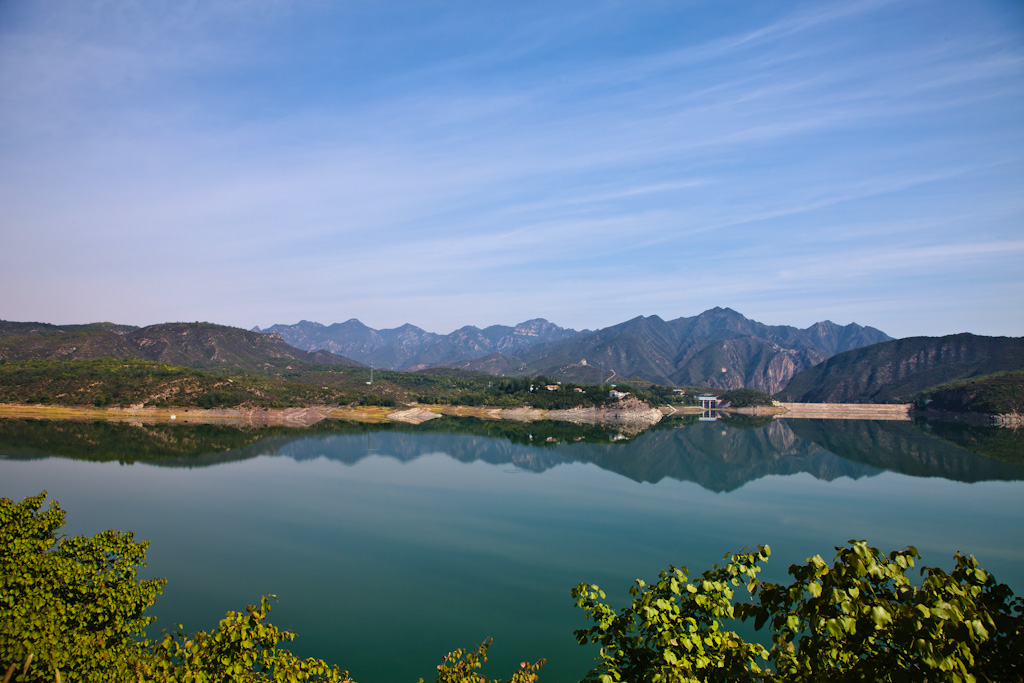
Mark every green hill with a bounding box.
[0,357,349,409]
[0,320,363,372]
[915,370,1024,416]
[775,333,1024,403]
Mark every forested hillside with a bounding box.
[0,320,362,371]
[776,334,1024,403]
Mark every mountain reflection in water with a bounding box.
[1,415,1021,491]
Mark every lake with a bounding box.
[1,415,1022,682]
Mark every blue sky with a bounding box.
[1,1,1022,338]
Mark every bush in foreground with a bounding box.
[2,493,1022,682]
[574,544,1023,682]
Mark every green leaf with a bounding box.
[825,619,843,639]
[871,605,891,628]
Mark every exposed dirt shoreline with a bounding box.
[771,401,913,421]
[2,401,1015,428]
[0,400,663,430]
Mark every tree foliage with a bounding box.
[1,492,163,682]
[752,543,1024,682]
[0,358,346,410]
[573,542,1024,683]
[717,389,774,408]
[573,547,773,683]
[424,638,544,683]
[0,493,351,683]
[914,370,1024,416]
[145,596,352,683]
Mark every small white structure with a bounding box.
[697,395,718,409]
[609,390,629,399]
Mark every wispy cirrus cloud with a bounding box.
[1,0,1022,335]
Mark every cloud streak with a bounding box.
[1,0,1022,336]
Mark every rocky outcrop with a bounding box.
[668,336,826,394]
[546,397,663,433]
[388,407,442,424]
[995,413,1024,427]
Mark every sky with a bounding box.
[1,1,1022,339]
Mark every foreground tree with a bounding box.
[425,639,544,683]
[0,493,351,683]
[573,542,1024,683]
[0,492,163,682]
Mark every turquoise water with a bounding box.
[1,416,1022,682]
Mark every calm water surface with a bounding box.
[1,416,1022,682]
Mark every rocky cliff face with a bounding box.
[666,336,827,394]
[512,308,889,392]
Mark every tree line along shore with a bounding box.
[0,357,772,418]
[0,355,1020,427]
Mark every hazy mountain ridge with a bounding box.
[274,308,890,392]
[776,333,1024,404]
[0,320,363,372]
[253,318,583,369]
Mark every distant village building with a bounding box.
[672,389,686,395]
[609,390,629,399]
[573,387,584,393]
[545,385,560,391]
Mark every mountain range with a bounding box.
[256,308,892,394]
[5,313,1020,407]
[253,317,579,370]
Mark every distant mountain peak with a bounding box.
[699,306,743,319]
